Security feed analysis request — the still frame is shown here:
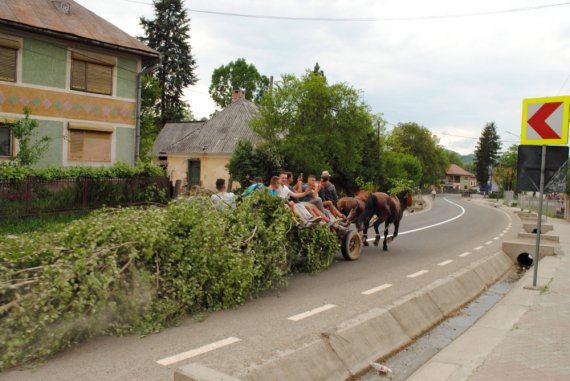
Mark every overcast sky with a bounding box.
[76,0,570,155]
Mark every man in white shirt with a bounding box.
[211,178,235,210]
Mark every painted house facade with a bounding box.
[154,90,260,191]
[0,0,159,166]
[441,164,477,191]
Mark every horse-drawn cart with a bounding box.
[339,227,362,261]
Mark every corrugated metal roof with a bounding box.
[165,98,261,154]
[0,0,158,57]
[153,121,205,155]
[446,164,475,177]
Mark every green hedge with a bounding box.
[0,192,338,370]
[0,161,166,181]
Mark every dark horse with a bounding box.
[337,191,368,231]
[358,191,408,251]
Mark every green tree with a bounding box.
[251,71,375,192]
[474,122,502,187]
[139,74,161,162]
[227,140,283,189]
[140,0,197,124]
[444,149,463,166]
[495,144,518,191]
[388,122,448,185]
[381,150,422,189]
[11,107,51,166]
[209,58,269,108]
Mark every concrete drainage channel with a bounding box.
[356,267,526,381]
[175,252,515,381]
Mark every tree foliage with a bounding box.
[388,122,448,186]
[139,74,162,162]
[381,150,422,190]
[209,58,269,108]
[250,71,376,193]
[140,0,197,124]
[495,144,517,191]
[474,122,502,187]
[10,107,51,166]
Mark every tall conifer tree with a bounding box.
[140,0,197,124]
[474,121,502,188]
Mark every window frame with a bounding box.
[0,123,14,158]
[67,124,114,163]
[0,35,21,83]
[69,51,116,96]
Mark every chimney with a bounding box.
[231,88,245,103]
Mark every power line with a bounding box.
[184,2,570,22]
[118,0,570,22]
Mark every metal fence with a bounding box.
[0,176,171,218]
[517,193,566,220]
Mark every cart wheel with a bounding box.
[341,230,362,261]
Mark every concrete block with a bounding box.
[242,338,348,381]
[522,223,553,233]
[387,290,444,339]
[518,232,559,242]
[327,307,411,376]
[426,276,472,316]
[175,363,243,381]
[470,253,513,286]
[502,240,556,263]
[454,266,487,295]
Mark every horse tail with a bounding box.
[359,193,377,224]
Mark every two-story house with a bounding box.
[0,0,159,166]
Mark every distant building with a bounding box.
[441,164,477,191]
[155,90,261,191]
[0,0,159,166]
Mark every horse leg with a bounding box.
[361,211,373,246]
[383,222,390,251]
[372,218,382,247]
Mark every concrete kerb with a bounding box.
[174,252,514,381]
[517,232,559,242]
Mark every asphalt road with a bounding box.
[1,195,517,381]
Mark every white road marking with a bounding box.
[288,304,337,321]
[407,270,429,278]
[485,241,493,245]
[156,337,241,366]
[499,233,504,236]
[474,246,484,250]
[459,251,472,257]
[361,283,392,295]
[493,237,499,240]
[437,260,453,266]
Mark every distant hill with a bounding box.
[460,153,475,165]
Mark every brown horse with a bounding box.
[358,191,408,251]
[337,191,368,231]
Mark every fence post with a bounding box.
[82,178,88,208]
[24,179,32,216]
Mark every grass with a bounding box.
[0,212,88,235]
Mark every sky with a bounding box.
[75,0,570,155]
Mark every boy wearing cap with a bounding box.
[319,170,339,206]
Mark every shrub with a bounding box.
[0,191,338,370]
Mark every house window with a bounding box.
[0,37,20,82]
[0,124,13,157]
[70,51,115,95]
[68,128,112,162]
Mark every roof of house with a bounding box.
[162,98,261,155]
[446,164,475,177]
[0,0,158,58]
[153,121,205,155]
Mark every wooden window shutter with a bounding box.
[68,130,84,161]
[71,60,87,91]
[86,63,113,95]
[0,125,12,157]
[68,128,112,162]
[0,46,17,82]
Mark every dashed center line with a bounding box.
[459,251,472,257]
[474,246,484,251]
[361,283,392,295]
[288,304,336,321]
[156,337,241,366]
[407,270,429,278]
[437,260,453,266]
[493,237,499,240]
[499,233,504,236]
[485,241,493,245]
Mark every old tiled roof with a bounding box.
[0,0,158,57]
[153,121,205,155]
[446,164,475,177]
[165,98,261,154]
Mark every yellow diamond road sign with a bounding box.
[521,96,570,145]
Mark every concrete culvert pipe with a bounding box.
[517,252,533,267]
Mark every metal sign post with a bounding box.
[532,145,546,287]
